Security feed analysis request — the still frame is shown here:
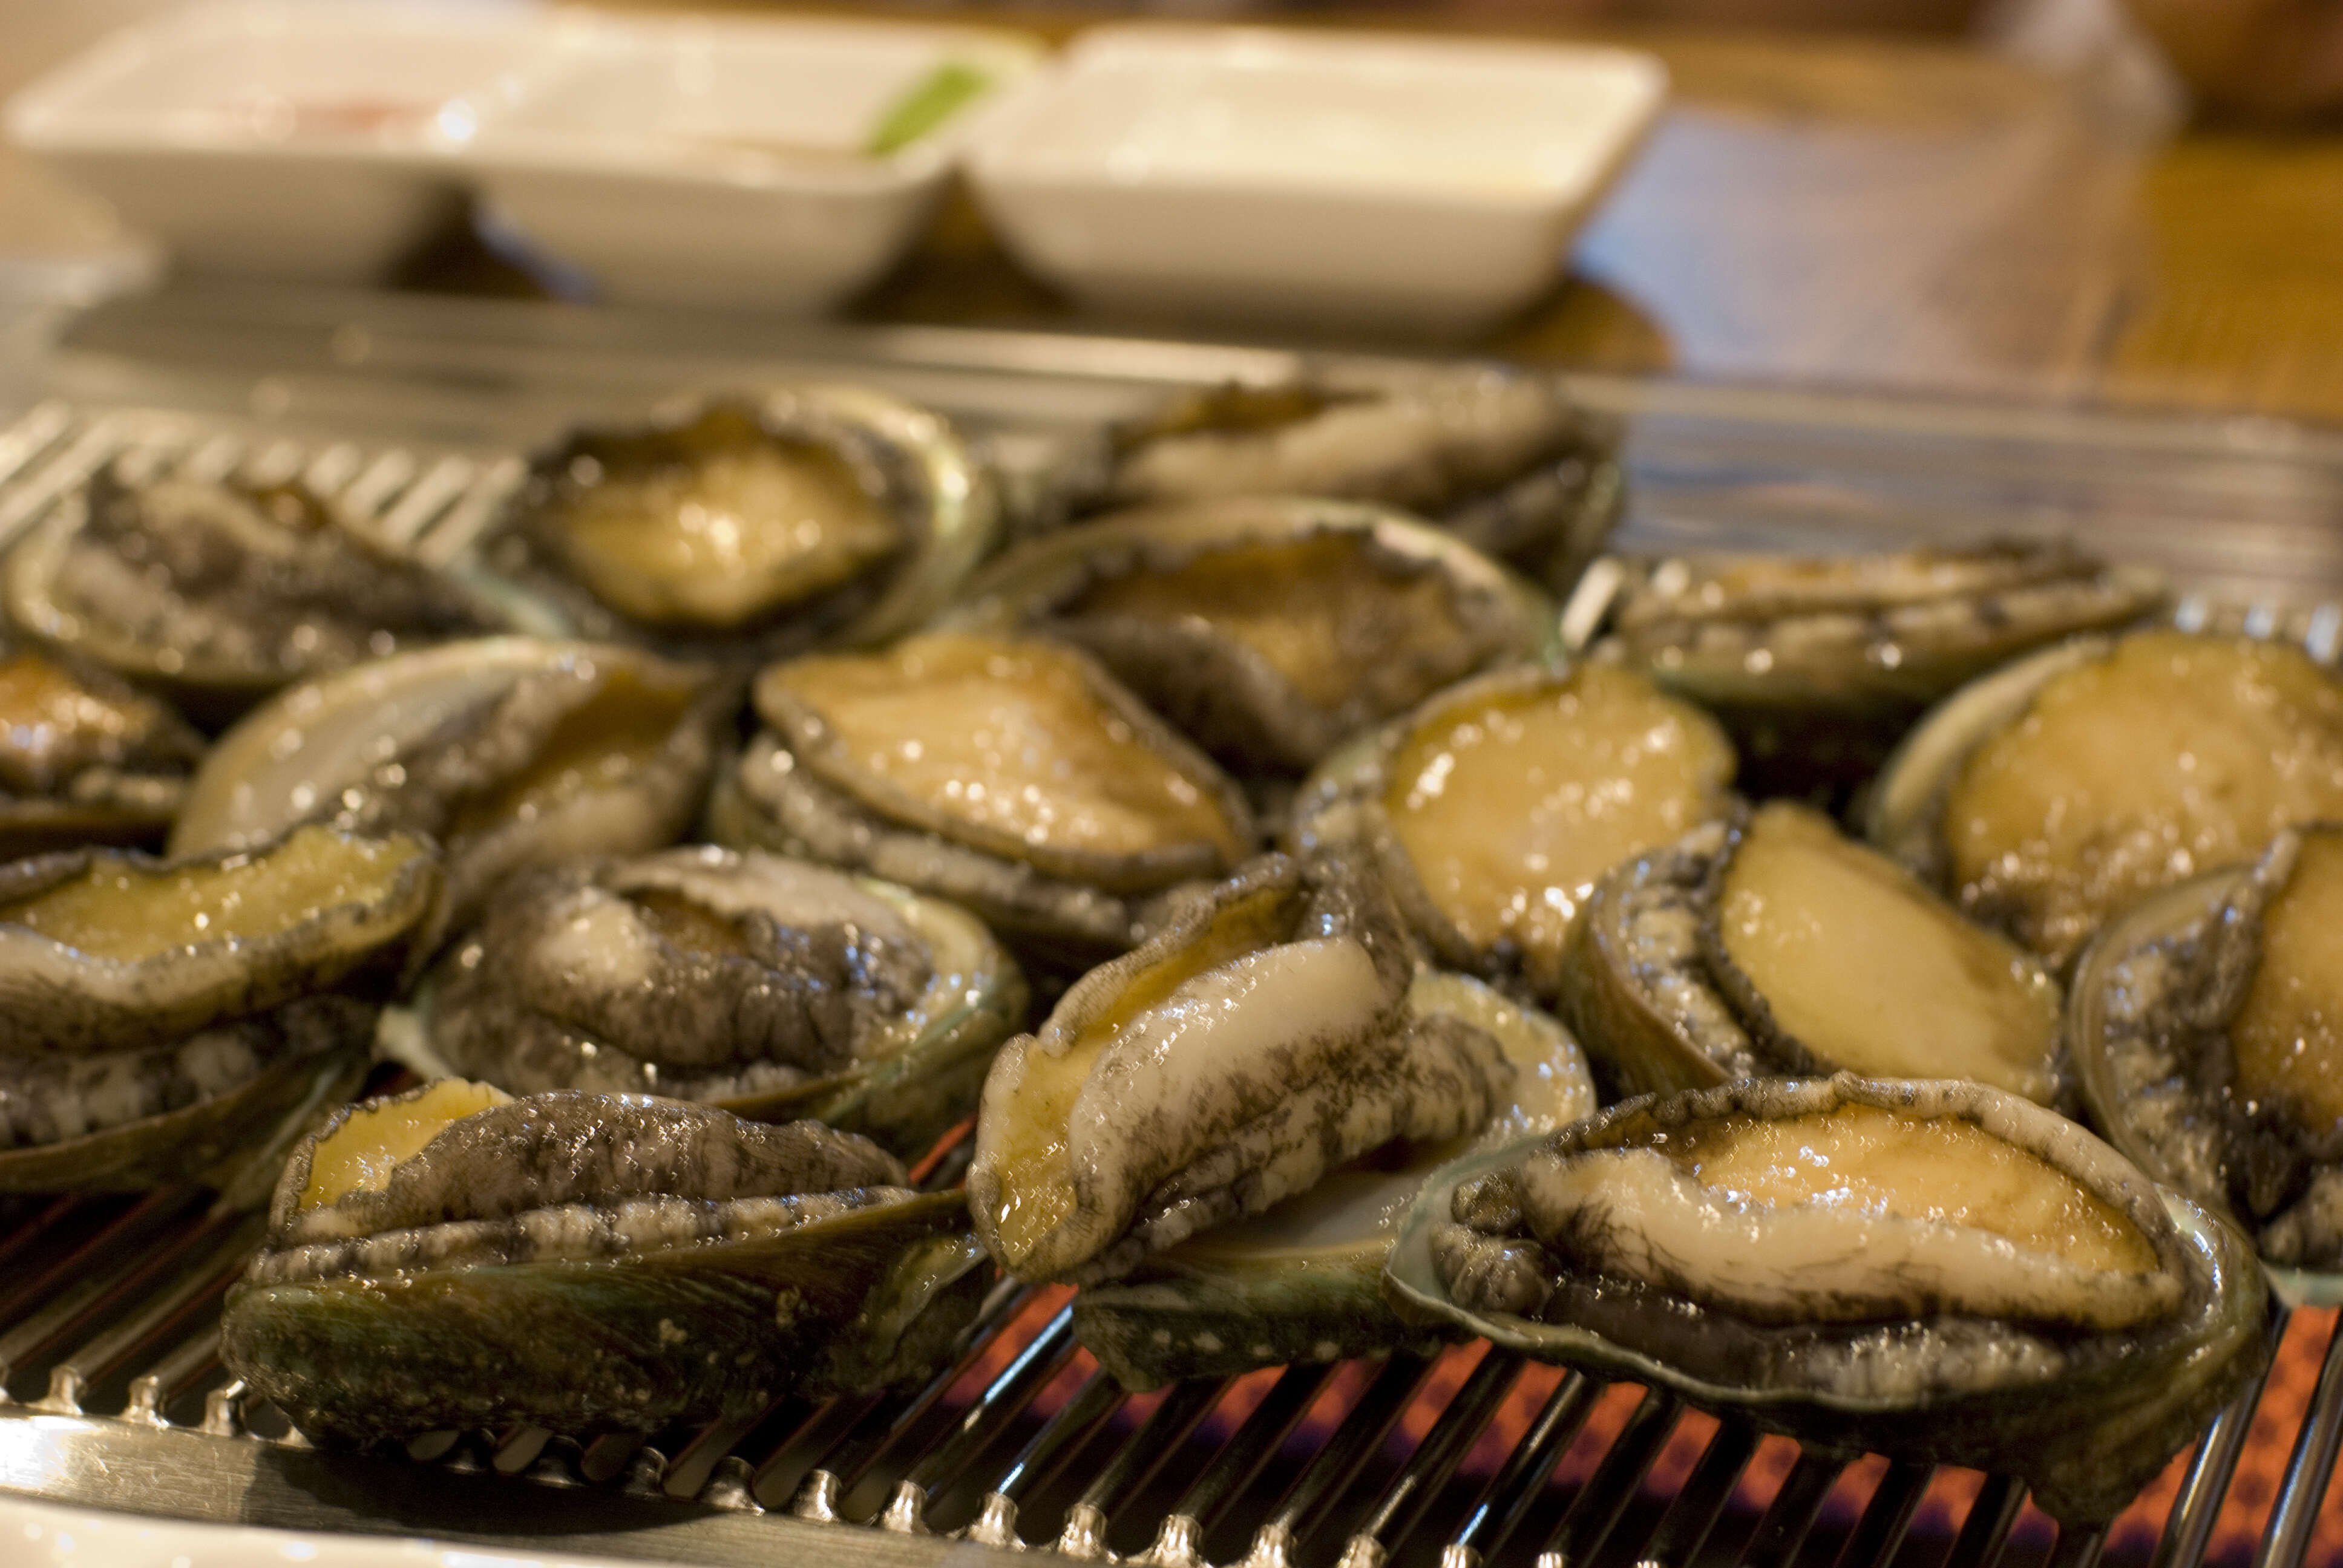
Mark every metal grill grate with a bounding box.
[0,391,2338,1568]
[0,398,525,569]
[0,1180,2333,1568]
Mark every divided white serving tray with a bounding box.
[8,6,1668,328]
[6,2,1044,309]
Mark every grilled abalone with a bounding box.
[222,1083,990,1446]
[0,823,436,1189]
[1560,802,2062,1103]
[412,846,1025,1157]
[171,638,735,956]
[1386,1074,2267,1524]
[1867,630,2343,967]
[967,851,1509,1287]
[1072,968,1594,1388]
[709,632,1256,959]
[6,465,509,719]
[1060,371,1620,590]
[2070,825,2343,1281]
[938,497,1558,775]
[0,642,205,857]
[485,389,997,661]
[1590,544,2163,793]
[1289,662,1736,999]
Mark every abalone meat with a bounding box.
[1386,1074,2267,1524]
[171,638,735,955]
[1062,370,1620,589]
[0,641,205,857]
[1589,543,2164,794]
[412,846,1026,1157]
[1289,662,1736,999]
[709,632,1256,959]
[6,463,510,718]
[485,388,997,661]
[1072,967,1594,1388]
[1559,801,2062,1103]
[222,1082,989,1446]
[967,850,1509,1286]
[1867,629,2343,967]
[937,496,1558,774]
[2070,823,2343,1279]
[0,823,437,1190]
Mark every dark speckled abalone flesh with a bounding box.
[1418,1075,2268,1524]
[224,1086,989,1446]
[425,848,936,1103]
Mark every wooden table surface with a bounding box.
[628,3,2343,429]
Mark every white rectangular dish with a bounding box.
[7,4,1041,309]
[467,16,1043,312]
[4,1,551,286]
[965,24,1668,334]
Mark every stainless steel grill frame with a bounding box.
[4,281,2343,1568]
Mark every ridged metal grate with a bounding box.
[0,379,2339,1568]
[0,1174,2333,1568]
[0,397,523,569]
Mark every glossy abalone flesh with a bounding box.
[1560,801,2062,1103]
[1290,662,1736,999]
[0,823,436,1189]
[710,632,1256,959]
[1388,1074,2267,1524]
[1072,967,1595,1389]
[939,497,1557,774]
[486,388,997,661]
[222,1083,989,1446]
[1868,629,2343,967]
[967,850,1509,1287]
[0,641,205,857]
[415,846,1025,1157]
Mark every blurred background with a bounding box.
[2,0,2339,422]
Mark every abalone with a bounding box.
[1559,801,2062,1103]
[0,641,205,857]
[1386,1074,2267,1524]
[1063,370,1621,589]
[222,1083,989,1446]
[172,638,735,956]
[0,823,437,1189]
[1289,662,1737,999]
[1071,968,1594,1389]
[2070,825,2343,1278]
[966,850,1509,1287]
[485,388,997,661]
[1588,543,2164,793]
[709,632,1256,959]
[413,846,1026,1157]
[5,464,510,718]
[1867,629,2343,967]
[937,497,1558,774]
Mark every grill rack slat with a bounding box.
[2256,1321,2343,1568]
[1633,1415,1761,1568]
[1743,1451,1852,1568]
[1450,1371,1605,1568]
[0,399,2332,1568]
[1340,1347,1527,1568]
